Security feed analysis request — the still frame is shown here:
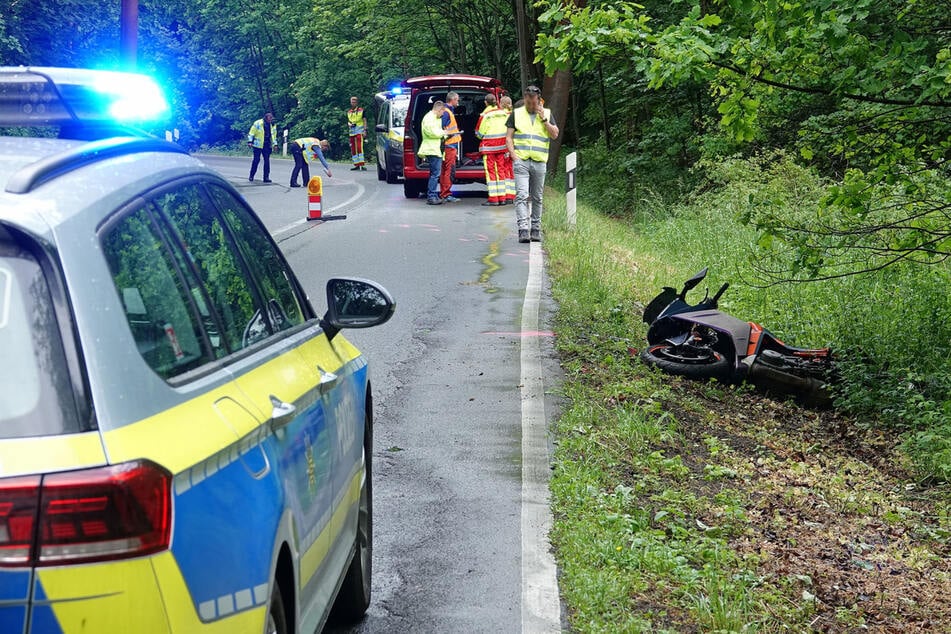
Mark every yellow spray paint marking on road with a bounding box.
[479,240,501,292]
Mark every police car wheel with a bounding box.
[266,582,289,634]
[330,416,373,622]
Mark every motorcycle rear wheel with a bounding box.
[641,343,731,381]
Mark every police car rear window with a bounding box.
[0,240,82,437]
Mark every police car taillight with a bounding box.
[0,460,171,567]
[0,475,41,566]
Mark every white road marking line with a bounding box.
[272,180,366,237]
[521,242,561,633]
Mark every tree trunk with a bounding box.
[542,69,571,174]
[599,64,611,150]
[513,0,531,89]
[456,28,468,73]
[539,0,583,171]
[571,80,580,146]
[119,0,138,70]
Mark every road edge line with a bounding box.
[520,241,561,633]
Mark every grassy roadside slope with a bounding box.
[541,190,951,631]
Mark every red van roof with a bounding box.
[402,75,502,89]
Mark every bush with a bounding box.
[577,140,697,220]
[591,150,951,480]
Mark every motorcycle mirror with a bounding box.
[679,267,708,299]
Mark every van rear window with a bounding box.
[0,238,82,437]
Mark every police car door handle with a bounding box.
[318,366,339,394]
[269,394,297,429]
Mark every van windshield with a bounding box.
[0,237,82,437]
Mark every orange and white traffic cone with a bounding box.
[307,176,323,221]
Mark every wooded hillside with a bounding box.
[3,0,949,477]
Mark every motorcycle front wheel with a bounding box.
[641,343,731,381]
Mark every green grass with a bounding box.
[547,152,951,480]
[541,163,951,631]
[543,206,794,629]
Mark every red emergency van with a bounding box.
[400,74,504,199]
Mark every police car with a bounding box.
[0,67,393,634]
[373,89,410,184]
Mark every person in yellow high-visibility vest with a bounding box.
[289,137,333,187]
[499,95,515,205]
[346,96,367,171]
[480,93,497,115]
[505,86,559,243]
[475,94,509,206]
[247,112,275,182]
[439,91,463,202]
[418,100,448,205]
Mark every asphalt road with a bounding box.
[199,154,563,633]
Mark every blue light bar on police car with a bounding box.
[94,72,170,122]
[0,67,170,128]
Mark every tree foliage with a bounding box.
[536,0,951,280]
[1,0,521,157]
[8,0,946,276]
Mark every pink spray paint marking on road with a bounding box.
[482,331,555,337]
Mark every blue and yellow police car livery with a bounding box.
[0,67,393,634]
[373,90,409,184]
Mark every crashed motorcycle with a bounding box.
[640,268,834,404]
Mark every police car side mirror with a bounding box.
[375,124,387,132]
[320,278,395,341]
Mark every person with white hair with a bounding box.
[289,137,333,187]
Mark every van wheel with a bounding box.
[266,583,288,634]
[377,161,385,181]
[386,168,400,184]
[330,416,373,622]
[403,179,423,199]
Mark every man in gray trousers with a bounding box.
[505,85,559,243]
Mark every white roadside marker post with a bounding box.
[566,151,577,229]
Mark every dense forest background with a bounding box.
[2,0,950,476]
[1,0,946,249]
[0,0,536,156]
